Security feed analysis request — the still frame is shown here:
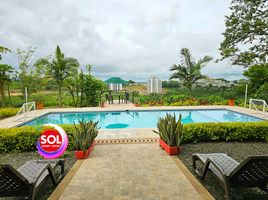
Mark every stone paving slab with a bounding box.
[98,128,158,140]
[59,144,213,200]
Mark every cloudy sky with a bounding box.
[0,0,245,81]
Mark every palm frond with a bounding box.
[0,46,11,53]
[170,64,179,71]
[180,48,193,69]
[55,45,64,62]
[196,56,213,68]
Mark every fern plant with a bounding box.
[74,120,99,153]
[153,113,183,147]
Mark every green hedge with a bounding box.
[183,122,268,143]
[0,125,76,152]
[0,122,267,152]
[0,108,19,120]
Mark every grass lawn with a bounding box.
[0,151,76,200]
[179,142,268,200]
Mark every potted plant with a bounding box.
[100,100,105,108]
[153,113,183,155]
[224,91,236,106]
[73,120,99,159]
[228,98,235,106]
[33,96,44,109]
[134,99,141,107]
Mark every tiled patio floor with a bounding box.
[56,144,214,200]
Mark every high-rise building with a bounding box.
[147,76,162,93]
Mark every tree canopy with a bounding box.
[16,46,43,96]
[170,48,213,97]
[35,45,80,107]
[244,64,268,90]
[219,0,268,66]
[0,45,11,60]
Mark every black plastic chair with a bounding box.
[192,153,268,200]
[0,159,65,200]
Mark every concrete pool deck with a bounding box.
[49,143,215,200]
[0,105,267,129]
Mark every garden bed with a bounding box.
[179,142,268,200]
[0,151,76,200]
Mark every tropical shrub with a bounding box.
[0,108,19,120]
[138,93,164,105]
[83,76,105,107]
[255,83,268,103]
[137,89,243,107]
[66,66,105,107]
[153,114,183,147]
[5,96,24,108]
[169,99,200,106]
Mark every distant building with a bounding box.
[195,78,233,88]
[147,76,162,93]
[105,77,128,91]
[109,83,122,91]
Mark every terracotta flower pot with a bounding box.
[228,99,235,106]
[36,102,44,110]
[159,139,181,155]
[75,142,95,159]
[159,139,165,149]
[88,141,95,152]
[134,104,140,107]
[75,149,90,159]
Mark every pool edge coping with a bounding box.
[1,105,268,128]
[18,106,266,127]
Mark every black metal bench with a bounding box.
[0,159,65,200]
[192,153,268,200]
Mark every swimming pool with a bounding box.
[22,109,262,129]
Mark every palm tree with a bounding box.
[35,45,79,107]
[170,48,213,97]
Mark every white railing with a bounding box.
[249,98,268,112]
[14,102,36,121]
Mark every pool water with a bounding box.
[22,109,262,129]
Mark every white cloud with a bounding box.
[0,0,243,81]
